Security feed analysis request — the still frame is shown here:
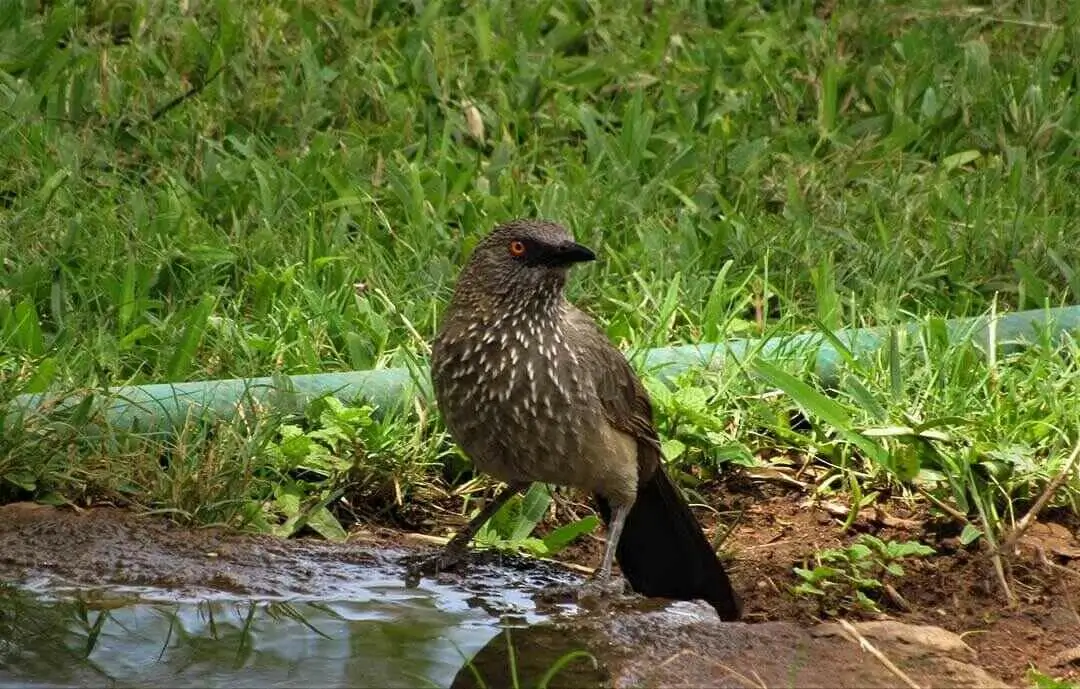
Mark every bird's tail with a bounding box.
[595,466,742,621]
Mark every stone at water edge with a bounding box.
[452,600,1011,689]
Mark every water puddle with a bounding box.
[0,505,595,688]
[1,558,583,688]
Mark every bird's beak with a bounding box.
[547,242,596,267]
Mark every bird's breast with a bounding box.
[432,318,594,482]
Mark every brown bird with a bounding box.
[412,219,741,620]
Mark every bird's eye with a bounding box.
[508,240,526,257]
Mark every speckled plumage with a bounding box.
[431,220,643,507]
[426,218,741,620]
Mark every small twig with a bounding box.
[1000,438,1080,556]
[903,7,1060,30]
[837,619,923,689]
[914,485,969,523]
[541,559,594,576]
[743,539,797,552]
[403,532,450,546]
[884,583,913,613]
[708,506,744,551]
[746,467,809,489]
[988,548,1016,607]
[819,501,921,529]
[980,437,1080,606]
[150,64,226,122]
[708,659,770,689]
[988,295,999,388]
[1036,545,1080,582]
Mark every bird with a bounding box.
[409,218,741,621]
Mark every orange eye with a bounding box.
[508,240,526,257]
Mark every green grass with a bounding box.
[2,0,1080,563]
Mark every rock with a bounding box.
[813,620,974,655]
[0,501,55,516]
[1019,522,1080,559]
[1049,645,1080,668]
[453,601,1011,689]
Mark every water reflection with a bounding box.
[0,583,113,686]
[0,563,586,689]
[450,625,605,689]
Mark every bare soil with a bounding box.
[527,478,1080,687]
[1,476,1078,687]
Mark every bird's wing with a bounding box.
[565,305,662,480]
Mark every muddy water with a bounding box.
[0,505,1013,689]
[0,505,586,689]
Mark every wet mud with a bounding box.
[0,501,1044,688]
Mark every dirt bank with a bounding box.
[0,485,1077,687]
[537,480,1080,687]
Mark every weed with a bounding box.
[260,395,447,538]
[1028,670,1080,689]
[473,483,599,559]
[0,387,448,533]
[793,535,935,615]
[0,583,111,681]
[742,316,1080,546]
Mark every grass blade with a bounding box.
[164,294,217,381]
[752,359,890,467]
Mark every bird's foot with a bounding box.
[576,575,629,601]
[538,574,630,607]
[402,545,468,588]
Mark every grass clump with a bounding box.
[4,0,1080,388]
[1,0,1079,577]
[652,315,1080,551]
[0,376,448,536]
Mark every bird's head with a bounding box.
[454,219,596,306]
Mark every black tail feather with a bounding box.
[595,467,741,621]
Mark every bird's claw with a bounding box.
[402,547,467,588]
[538,575,629,606]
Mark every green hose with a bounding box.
[10,306,1080,433]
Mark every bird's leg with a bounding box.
[581,503,630,596]
[404,481,525,587]
[540,504,631,603]
[594,503,629,584]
